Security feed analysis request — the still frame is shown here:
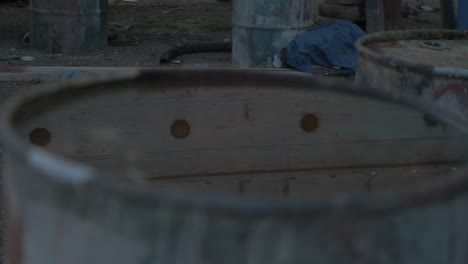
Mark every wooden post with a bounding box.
[366,0,401,33]
[440,0,456,29]
[366,0,383,33]
[383,0,402,30]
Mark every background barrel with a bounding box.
[3,69,468,264]
[232,0,314,67]
[29,0,108,54]
[356,30,468,120]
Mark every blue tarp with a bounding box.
[286,20,366,75]
[458,0,468,29]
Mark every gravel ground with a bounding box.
[0,0,443,68]
[0,1,232,67]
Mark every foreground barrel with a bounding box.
[29,0,107,54]
[3,69,468,264]
[356,30,468,119]
[232,0,314,67]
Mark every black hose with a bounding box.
[160,42,232,64]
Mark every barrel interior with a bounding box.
[359,31,468,68]
[11,73,468,199]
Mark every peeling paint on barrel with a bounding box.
[356,30,468,119]
[29,0,108,54]
[232,0,315,67]
[4,156,24,264]
[433,84,468,119]
[4,69,468,264]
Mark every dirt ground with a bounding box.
[0,0,442,68]
[0,1,232,67]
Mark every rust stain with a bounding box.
[339,232,362,260]
[55,212,66,264]
[367,41,402,53]
[5,197,24,264]
[0,66,28,73]
[384,0,402,30]
[214,126,237,130]
[244,103,252,121]
[435,83,468,98]
[303,0,312,21]
[339,232,376,264]
[281,178,290,197]
[364,175,376,193]
[238,180,245,194]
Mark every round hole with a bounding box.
[171,119,191,139]
[29,128,51,146]
[301,113,319,133]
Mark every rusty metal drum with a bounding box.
[356,30,468,120]
[3,69,468,264]
[232,0,314,67]
[29,0,108,54]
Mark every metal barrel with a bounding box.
[355,30,468,120]
[29,0,107,54]
[231,0,314,67]
[3,69,468,264]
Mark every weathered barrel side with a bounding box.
[232,0,315,67]
[6,154,468,264]
[3,70,468,264]
[29,0,108,54]
[355,30,468,119]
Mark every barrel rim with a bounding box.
[356,30,468,79]
[3,68,468,216]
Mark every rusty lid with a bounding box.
[357,30,468,77]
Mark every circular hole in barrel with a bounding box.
[171,119,191,139]
[29,128,51,146]
[301,113,319,133]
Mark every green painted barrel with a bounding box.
[29,0,107,54]
[232,0,315,67]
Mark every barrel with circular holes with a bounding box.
[232,0,314,67]
[29,0,107,54]
[3,69,468,264]
[356,30,468,120]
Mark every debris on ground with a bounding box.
[0,56,34,62]
[0,0,441,68]
[0,1,232,67]
[109,23,134,32]
[20,56,34,61]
